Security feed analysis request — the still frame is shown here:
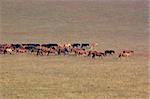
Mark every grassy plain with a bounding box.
[0,0,149,99]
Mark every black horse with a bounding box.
[104,50,115,56]
[71,43,81,48]
[41,44,58,48]
[81,43,90,49]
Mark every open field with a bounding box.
[0,0,149,99]
[0,53,149,99]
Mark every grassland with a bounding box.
[0,0,149,98]
[0,53,149,99]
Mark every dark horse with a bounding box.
[88,51,105,59]
[71,43,81,48]
[36,49,43,56]
[57,48,69,55]
[81,43,90,48]
[104,50,115,56]
[92,52,105,59]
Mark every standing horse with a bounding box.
[4,48,15,54]
[104,50,115,56]
[71,43,81,48]
[88,50,104,59]
[16,48,27,53]
[57,48,67,55]
[92,51,105,59]
[71,48,86,56]
[122,50,134,54]
[90,43,98,50]
[118,50,134,58]
[47,48,57,56]
[81,43,90,49]
[75,49,87,56]
[118,52,131,58]
[36,49,43,56]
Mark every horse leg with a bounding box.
[36,52,38,56]
[101,55,103,59]
[47,51,50,56]
[41,51,43,56]
[4,50,7,54]
[118,54,122,58]
[64,51,66,56]
[92,54,95,59]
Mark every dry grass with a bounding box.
[0,0,149,98]
[0,54,149,99]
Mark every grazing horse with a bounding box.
[88,50,97,56]
[118,52,131,58]
[39,47,54,56]
[47,48,57,56]
[118,50,134,58]
[104,50,115,56]
[16,48,27,53]
[71,48,85,55]
[75,49,87,56]
[88,50,104,59]
[57,48,69,55]
[64,43,71,48]
[36,49,43,56]
[122,50,134,54]
[4,48,15,54]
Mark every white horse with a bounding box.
[4,48,14,54]
[90,43,98,50]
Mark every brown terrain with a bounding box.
[0,0,149,99]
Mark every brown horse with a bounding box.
[118,52,131,58]
[122,50,134,54]
[76,49,87,56]
[71,48,87,56]
[118,50,134,58]
[16,48,27,53]
[47,48,57,55]
[88,50,105,58]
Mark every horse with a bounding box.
[57,48,69,55]
[90,43,98,50]
[88,50,104,59]
[47,48,57,56]
[87,50,97,56]
[71,43,81,48]
[75,49,87,56]
[81,43,90,49]
[36,49,43,56]
[118,50,134,58]
[122,50,134,54]
[64,43,71,48]
[92,51,105,59]
[104,50,115,56]
[4,48,15,54]
[118,52,131,58]
[70,48,85,55]
[16,48,27,53]
[41,44,58,48]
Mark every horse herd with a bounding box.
[0,43,134,59]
